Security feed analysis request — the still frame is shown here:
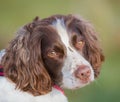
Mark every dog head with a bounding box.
[1,14,104,96]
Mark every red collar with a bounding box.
[53,85,64,94]
[0,65,4,76]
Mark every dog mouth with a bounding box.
[61,75,94,90]
[80,78,92,84]
[71,80,93,90]
[60,66,94,90]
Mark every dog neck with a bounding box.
[0,66,65,95]
[53,85,64,95]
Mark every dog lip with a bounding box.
[80,78,93,84]
[81,80,89,84]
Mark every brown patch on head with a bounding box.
[64,14,105,77]
[40,26,66,85]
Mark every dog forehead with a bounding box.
[53,19,71,50]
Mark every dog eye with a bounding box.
[72,34,85,51]
[47,50,58,58]
[75,41,85,50]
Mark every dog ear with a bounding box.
[72,15,105,78]
[1,22,52,96]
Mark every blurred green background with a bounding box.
[0,0,120,102]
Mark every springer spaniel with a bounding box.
[0,14,104,102]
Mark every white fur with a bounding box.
[54,19,94,89]
[0,77,67,102]
[0,49,5,63]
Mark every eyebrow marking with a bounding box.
[53,19,69,47]
[53,19,76,55]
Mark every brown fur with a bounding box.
[1,14,104,96]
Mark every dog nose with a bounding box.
[74,65,91,82]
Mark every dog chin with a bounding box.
[61,77,94,90]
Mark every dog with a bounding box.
[0,14,104,102]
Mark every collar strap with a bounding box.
[0,65,3,68]
[53,85,64,94]
[0,65,4,76]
